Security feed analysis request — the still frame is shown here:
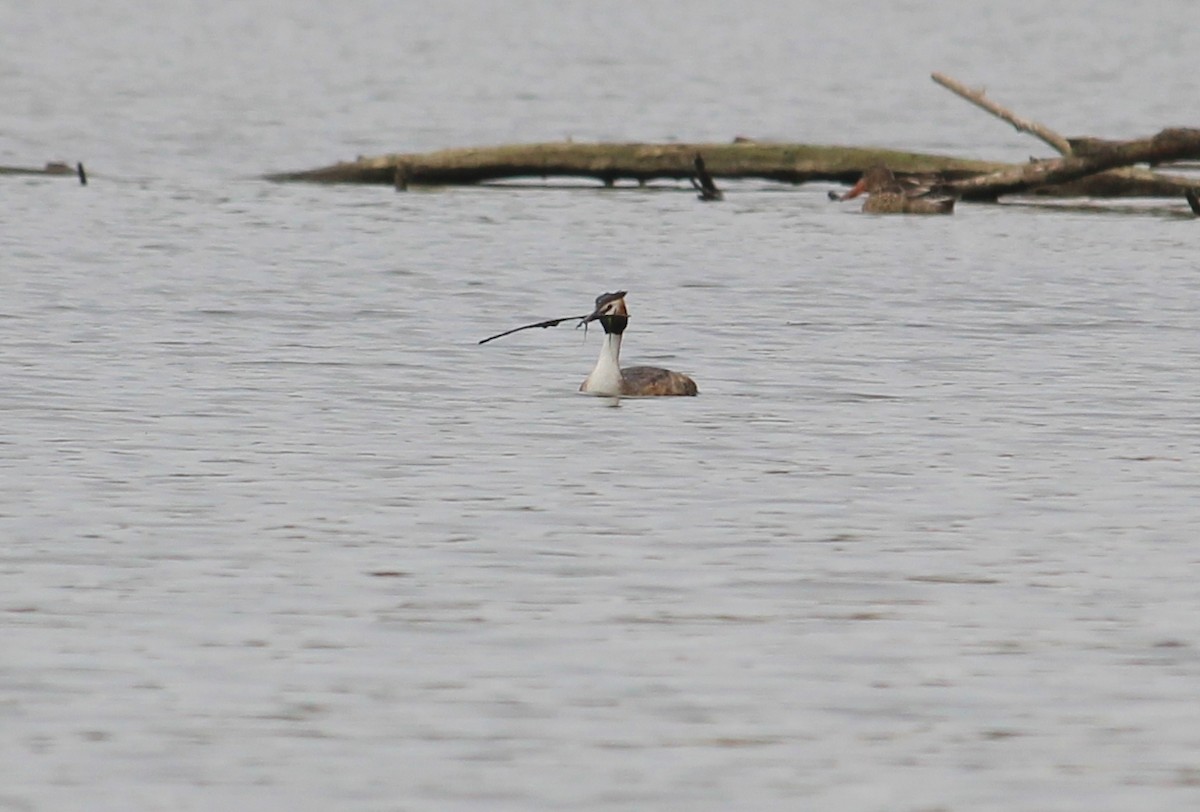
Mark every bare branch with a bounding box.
[931,72,1073,156]
[945,128,1200,199]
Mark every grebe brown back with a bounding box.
[579,291,698,397]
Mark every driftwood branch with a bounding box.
[1186,189,1200,216]
[266,142,1001,188]
[690,153,724,201]
[945,128,1200,200]
[1,161,86,182]
[266,141,1198,199]
[267,74,1200,203]
[933,72,1200,202]
[931,72,1072,155]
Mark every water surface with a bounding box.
[3,3,1200,810]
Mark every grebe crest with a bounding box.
[579,291,698,397]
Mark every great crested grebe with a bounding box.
[579,291,698,397]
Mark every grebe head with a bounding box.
[581,290,629,335]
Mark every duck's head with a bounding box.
[843,164,897,199]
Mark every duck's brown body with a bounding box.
[844,165,956,214]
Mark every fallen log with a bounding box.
[265,142,1004,188]
[1,161,86,183]
[944,128,1200,201]
[931,72,1200,200]
[266,139,1196,199]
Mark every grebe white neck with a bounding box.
[580,332,623,396]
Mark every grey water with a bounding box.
[3,2,1200,810]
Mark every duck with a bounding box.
[579,291,698,397]
[840,164,956,214]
